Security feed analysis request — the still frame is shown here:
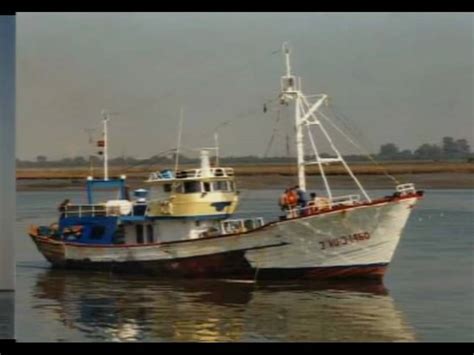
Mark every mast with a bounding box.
[294,94,306,191]
[278,42,371,202]
[280,42,306,191]
[100,110,118,181]
[84,128,96,177]
[214,131,219,166]
[175,107,184,174]
[101,110,110,181]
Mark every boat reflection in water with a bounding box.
[33,270,416,342]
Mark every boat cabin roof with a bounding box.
[146,167,234,184]
[86,177,128,204]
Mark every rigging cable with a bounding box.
[319,105,402,185]
[119,147,178,174]
[263,108,282,158]
[192,95,282,147]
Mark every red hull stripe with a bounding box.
[48,245,388,280]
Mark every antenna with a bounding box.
[280,42,298,104]
[84,128,97,176]
[84,128,97,144]
[286,133,290,157]
[283,42,291,77]
[100,110,119,181]
[214,131,219,166]
[174,107,184,174]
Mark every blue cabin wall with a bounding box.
[59,216,118,244]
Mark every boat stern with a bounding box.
[28,225,66,265]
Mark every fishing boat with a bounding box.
[29,44,423,280]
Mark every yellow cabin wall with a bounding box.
[147,191,239,217]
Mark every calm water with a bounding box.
[14,188,474,342]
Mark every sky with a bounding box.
[16,12,473,160]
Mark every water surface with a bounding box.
[15,188,474,341]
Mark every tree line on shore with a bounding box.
[17,136,473,168]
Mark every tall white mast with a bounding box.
[294,95,306,191]
[281,42,307,191]
[214,131,219,166]
[175,107,184,174]
[101,110,110,181]
[279,43,371,202]
[100,110,119,181]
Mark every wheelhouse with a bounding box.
[145,150,239,219]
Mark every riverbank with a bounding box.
[16,162,474,190]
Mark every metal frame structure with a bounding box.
[279,43,371,203]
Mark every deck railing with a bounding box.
[329,194,361,207]
[282,194,362,219]
[63,204,147,218]
[63,204,107,218]
[148,167,234,181]
[396,183,416,196]
[221,217,265,235]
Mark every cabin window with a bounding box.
[174,183,183,193]
[183,181,201,193]
[136,225,144,244]
[224,221,244,234]
[163,184,172,193]
[90,225,106,240]
[244,219,254,231]
[203,182,211,192]
[212,181,229,192]
[146,224,154,243]
[176,171,188,179]
[113,224,125,244]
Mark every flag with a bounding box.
[97,140,105,147]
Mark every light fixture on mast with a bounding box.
[279,42,299,105]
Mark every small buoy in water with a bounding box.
[418,217,423,222]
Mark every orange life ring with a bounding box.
[287,191,297,206]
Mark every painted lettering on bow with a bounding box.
[319,232,370,250]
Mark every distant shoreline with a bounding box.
[16,162,474,190]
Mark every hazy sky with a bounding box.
[16,12,473,160]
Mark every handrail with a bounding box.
[148,167,234,182]
[330,194,361,206]
[396,183,416,195]
[220,217,265,235]
[282,194,361,219]
[63,203,145,218]
[63,204,106,218]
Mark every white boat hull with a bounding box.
[30,194,420,280]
